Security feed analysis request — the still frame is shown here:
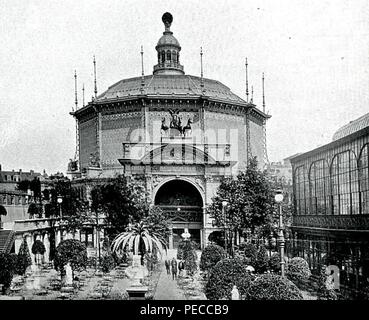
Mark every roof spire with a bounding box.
[140,45,145,94]
[251,85,254,103]
[245,57,249,103]
[93,55,97,99]
[74,70,78,111]
[82,83,85,107]
[200,47,205,93]
[262,72,265,113]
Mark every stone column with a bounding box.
[26,234,35,265]
[168,229,173,250]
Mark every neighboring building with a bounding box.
[290,112,369,298]
[69,12,270,249]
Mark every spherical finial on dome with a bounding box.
[162,12,173,31]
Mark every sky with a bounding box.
[0,0,368,174]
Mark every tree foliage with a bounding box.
[111,221,167,259]
[16,238,32,275]
[200,244,225,272]
[255,245,269,273]
[55,239,87,277]
[243,243,258,266]
[91,175,148,237]
[316,264,338,300]
[205,258,252,300]
[286,257,311,287]
[0,253,17,294]
[178,240,198,275]
[207,158,276,245]
[245,273,303,300]
[31,240,46,255]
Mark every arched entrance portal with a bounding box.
[154,179,203,249]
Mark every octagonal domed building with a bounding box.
[71,13,270,248]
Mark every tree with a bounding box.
[54,239,87,278]
[141,206,170,240]
[16,238,32,275]
[31,240,46,264]
[0,205,7,228]
[255,245,269,273]
[200,244,225,272]
[91,175,148,237]
[111,221,168,262]
[243,243,258,266]
[0,253,17,294]
[177,239,197,275]
[207,157,276,255]
[286,257,311,288]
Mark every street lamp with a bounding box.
[275,190,285,277]
[181,228,191,241]
[222,200,228,256]
[57,195,63,219]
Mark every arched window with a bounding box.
[295,166,308,215]
[172,51,177,63]
[166,50,171,61]
[161,51,165,63]
[158,52,161,63]
[309,160,329,215]
[359,144,369,214]
[330,150,359,215]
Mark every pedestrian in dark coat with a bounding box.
[171,258,178,280]
[165,259,171,274]
[178,260,185,276]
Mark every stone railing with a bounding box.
[292,215,369,231]
[161,208,203,223]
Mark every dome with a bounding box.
[332,112,369,141]
[156,33,181,48]
[96,74,247,105]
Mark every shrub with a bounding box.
[205,258,252,300]
[179,240,198,275]
[108,289,129,300]
[245,273,303,300]
[0,253,17,294]
[255,245,269,273]
[316,264,338,300]
[100,253,116,273]
[269,253,281,273]
[32,240,46,255]
[243,243,257,266]
[286,257,311,288]
[16,238,32,275]
[55,239,87,277]
[200,244,225,272]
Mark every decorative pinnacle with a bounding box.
[251,85,254,103]
[140,46,145,94]
[200,47,204,91]
[82,83,85,107]
[262,72,265,113]
[93,55,97,99]
[162,12,173,32]
[245,57,249,103]
[74,70,78,111]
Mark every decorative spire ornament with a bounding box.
[200,47,205,93]
[93,55,97,99]
[245,57,249,103]
[74,70,78,111]
[262,72,266,113]
[140,45,145,94]
[82,83,85,107]
[251,85,254,103]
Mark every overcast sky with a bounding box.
[1,0,368,174]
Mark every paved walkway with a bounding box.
[154,252,186,300]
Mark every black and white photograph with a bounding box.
[0,0,369,312]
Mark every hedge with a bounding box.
[200,244,225,272]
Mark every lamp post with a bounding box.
[275,191,285,277]
[57,195,63,219]
[222,200,228,256]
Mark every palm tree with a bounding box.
[111,221,168,260]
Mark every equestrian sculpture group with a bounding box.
[161,109,192,137]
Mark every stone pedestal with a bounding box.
[126,286,148,300]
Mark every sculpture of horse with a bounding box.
[182,119,192,136]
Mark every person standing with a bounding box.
[165,259,171,275]
[171,257,178,280]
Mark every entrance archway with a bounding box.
[154,179,203,248]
